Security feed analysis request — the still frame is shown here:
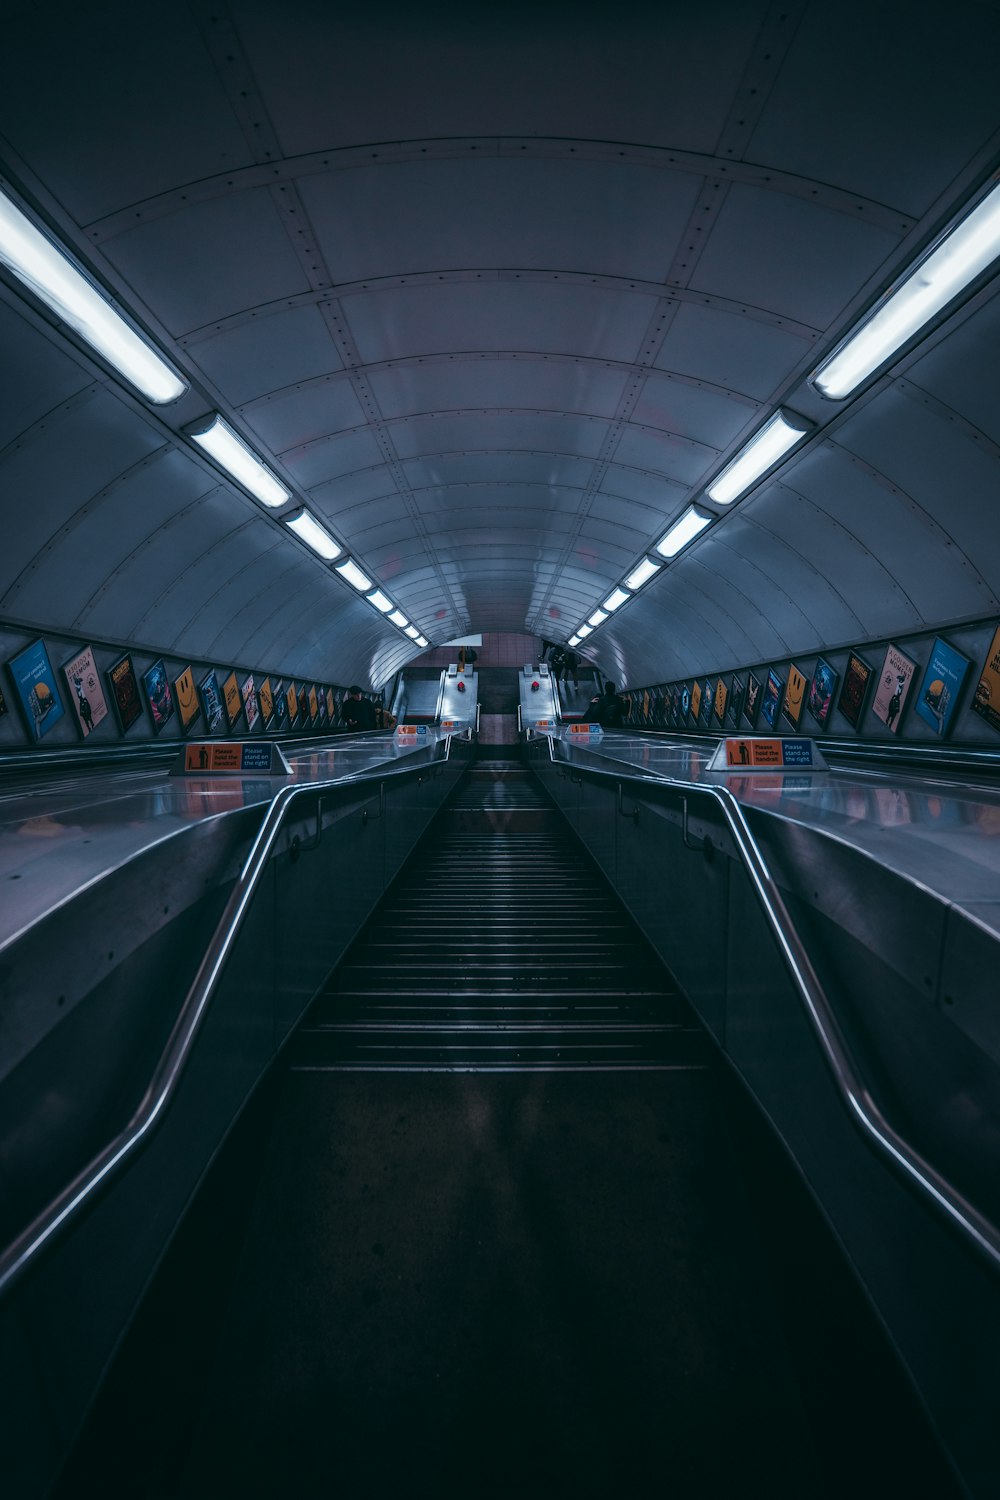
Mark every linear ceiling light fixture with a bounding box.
[404,625,420,639]
[706,410,811,506]
[587,609,609,628]
[577,623,593,638]
[416,635,429,648]
[0,189,187,404]
[368,589,394,612]
[284,509,341,561]
[603,587,631,612]
[189,415,290,508]
[335,558,373,592]
[388,610,409,629]
[814,180,1000,400]
[656,505,713,559]
[624,557,662,591]
[568,633,583,647]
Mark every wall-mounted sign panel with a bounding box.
[173,741,292,776]
[710,737,828,772]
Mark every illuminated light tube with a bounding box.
[335,558,373,592]
[0,189,187,405]
[655,505,713,559]
[603,587,631,612]
[389,609,409,628]
[404,625,420,639]
[624,557,662,591]
[577,623,594,638]
[189,415,289,508]
[815,181,1000,399]
[368,590,394,612]
[283,509,341,561]
[568,634,583,647]
[706,410,810,506]
[588,609,609,627]
[416,635,429,648]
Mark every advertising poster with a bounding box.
[807,657,838,729]
[760,669,784,729]
[679,683,691,723]
[7,638,65,741]
[142,659,175,735]
[61,645,109,738]
[273,679,287,726]
[222,671,243,731]
[199,670,225,733]
[690,678,702,723]
[317,687,327,725]
[326,687,335,721]
[713,676,728,724]
[730,676,745,726]
[971,626,1000,735]
[700,679,713,728]
[108,652,143,732]
[286,681,299,724]
[242,673,259,732]
[308,684,319,722]
[173,665,200,732]
[871,643,917,734]
[258,676,274,727]
[914,637,970,738]
[838,652,872,730]
[782,664,807,730]
[743,671,761,728]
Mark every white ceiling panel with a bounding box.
[389,412,607,463]
[630,376,755,448]
[368,361,629,422]
[244,382,366,454]
[654,303,815,400]
[284,430,384,489]
[191,306,343,406]
[401,453,595,491]
[298,160,702,283]
[612,428,716,488]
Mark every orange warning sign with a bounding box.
[725,738,782,767]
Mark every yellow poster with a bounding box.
[308,684,318,719]
[713,677,728,723]
[784,664,807,727]
[222,671,242,729]
[286,681,298,721]
[258,676,273,723]
[690,679,702,721]
[972,625,1000,734]
[173,665,200,730]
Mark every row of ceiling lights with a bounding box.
[0,185,431,652]
[570,173,1000,650]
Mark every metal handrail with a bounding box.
[0,741,456,1299]
[539,731,1000,1272]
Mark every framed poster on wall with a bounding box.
[743,671,761,728]
[222,671,243,732]
[782,664,807,730]
[199,670,225,733]
[308,684,319,723]
[807,658,838,730]
[700,679,713,728]
[871,644,917,735]
[273,679,287,727]
[913,637,971,738]
[7,638,65,742]
[971,626,1000,735]
[760,669,784,729]
[689,678,702,723]
[61,645,109,739]
[713,676,728,724]
[242,674,259,732]
[258,676,274,728]
[142,659,175,735]
[107,652,143,733]
[286,681,299,725]
[837,652,872,731]
[173,665,200,732]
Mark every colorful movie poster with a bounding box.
[308,684,318,722]
[258,676,274,726]
[871,644,917,735]
[730,676,744,725]
[838,652,872,730]
[700,679,713,727]
[326,687,335,720]
[971,626,1000,735]
[108,652,143,732]
[7,638,65,742]
[242,673,259,732]
[743,671,761,728]
[142,659,175,735]
[60,644,109,738]
[173,665,200,732]
[273,679,287,726]
[782,664,807,730]
[713,677,728,724]
[690,678,702,723]
[914,637,970,738]
[199,670,225,733]
[807,657,838,729]
[222,671,243,731]
[679,684,691,722]
[286,681,299,723]
[761,669,784,729]
[317,687,327,724]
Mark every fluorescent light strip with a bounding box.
[335,558,373,592]
[568,634,583,647]
[603,588,631,612]
[577,624,593,638]
[284,510,341,561]
[0,190,187,405]
[815,181,1000,399]
[389,610,409,628]
[190,415,289,508]
[368,590,394,612]
[416,635,429,648]
[707,411,810,506]
[405,625,420,639]
[625,557,662,591]
[588,609,609,627]
[656,506,713,559]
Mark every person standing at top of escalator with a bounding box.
[552,646,579,689]
[586,681,627,728]
[341,686,377,732]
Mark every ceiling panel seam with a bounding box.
[173,534,287,648]
[893,378,1000,467]
[178,273,821,345]
[0,383,106,466]
[714,1,807,162]
[201,550,309,657]
[83,140,915,245]
[130,511,261,640]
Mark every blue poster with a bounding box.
[761,668,784,729]
[914,637,971,738]
[7,638,65,741]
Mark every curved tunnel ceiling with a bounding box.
[1,1,999,690]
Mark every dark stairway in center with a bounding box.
[292,761,703,1073]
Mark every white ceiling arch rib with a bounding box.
[0,1,999,691]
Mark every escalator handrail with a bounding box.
[0,735,463,1299]
[540,732,1000,1272]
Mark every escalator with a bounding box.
[57,765,959,1499]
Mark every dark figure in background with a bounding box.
[341,685,377,732]
[551,646,579,689]
[587,681,627,728]
[539,639,557,661]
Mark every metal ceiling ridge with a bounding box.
[177,273,821,347]
[82,138,915,244]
